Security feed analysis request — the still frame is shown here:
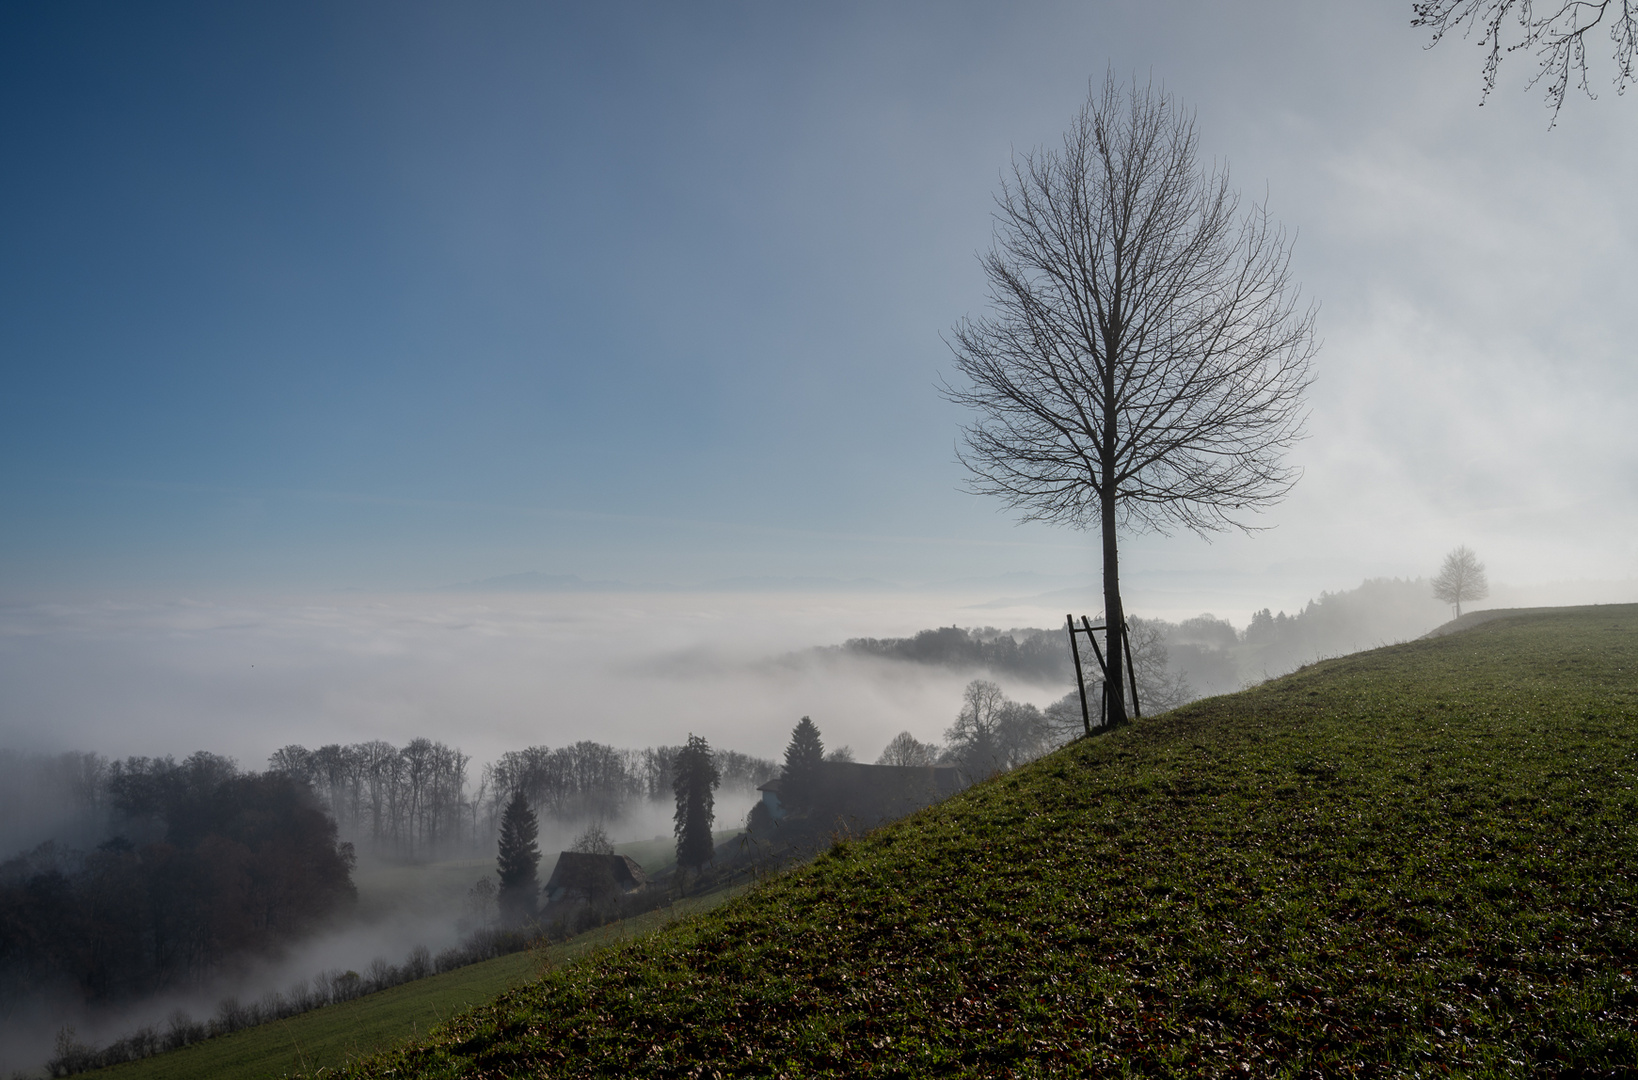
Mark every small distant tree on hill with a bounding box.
[673,735,720,872]
[496,789,540,923]
[1433,545,1490,618]
[781,716,825,812]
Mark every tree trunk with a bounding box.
[1101,489,1128,727]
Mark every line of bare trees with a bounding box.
[267,740,474,860]
[483,742,648,837]
[3,738,780,873]
[481,743,775,837]
[257,739,777,861]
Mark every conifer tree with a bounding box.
[781,715,825,813]
[672,735,720,872]
[496,788,540,922]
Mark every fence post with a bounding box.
[1065,615,1093,736]
[1122,620,1141,720]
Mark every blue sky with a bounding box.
[3,1,1635,606]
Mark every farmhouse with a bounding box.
[542,851,649,905]
[757,761,965,826]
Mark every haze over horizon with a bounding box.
[3,3,1635,760]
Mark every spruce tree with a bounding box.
[781,715,825,813]
[496,788,540,922]
[672,735,720,872]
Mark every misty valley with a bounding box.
[0,737,777,1076]
[4,2,1635,1074]
[0,577,1470,1076]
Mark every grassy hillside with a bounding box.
[339,605,1638,1078]
[86,949,542,1080]
[87,887,747,1080]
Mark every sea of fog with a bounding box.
[3,580,1633,772]
[0,587,1079,1073]
[0,589,1102,775]
[3,580,1636,1073]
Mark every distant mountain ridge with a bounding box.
[435,572,645,592]
[434,571,1093,595]
[435,572,899,593]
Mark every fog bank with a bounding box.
[0,592,1018,772]
[6,582,1633,775]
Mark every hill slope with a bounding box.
[342,606,1638,1078]
[86,887,748,1080]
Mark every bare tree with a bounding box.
[945,77,1315,725]
[1432,544,1491,617]
[267,745,316,785]
[570,822,615,855]
[944,679,1008,779]
[995,700,1052,768]
[943,680,1055,776]
[1126,616,1194,714]
[940,681,1019,774]
[876,731,942,767]
[1415,0,1637,119]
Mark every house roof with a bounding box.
[759,762,966,812]
[543,851,648,894]
[763,761,961,790]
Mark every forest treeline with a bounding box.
[4,740,779,871]
[265,740,777,861]
[0,738,775,1020]
[0,753,354,1010]
[843,626,1072,682]
[840,577,1451,704]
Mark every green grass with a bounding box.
[336,605,1638,1078]
[87,887,748,1079]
